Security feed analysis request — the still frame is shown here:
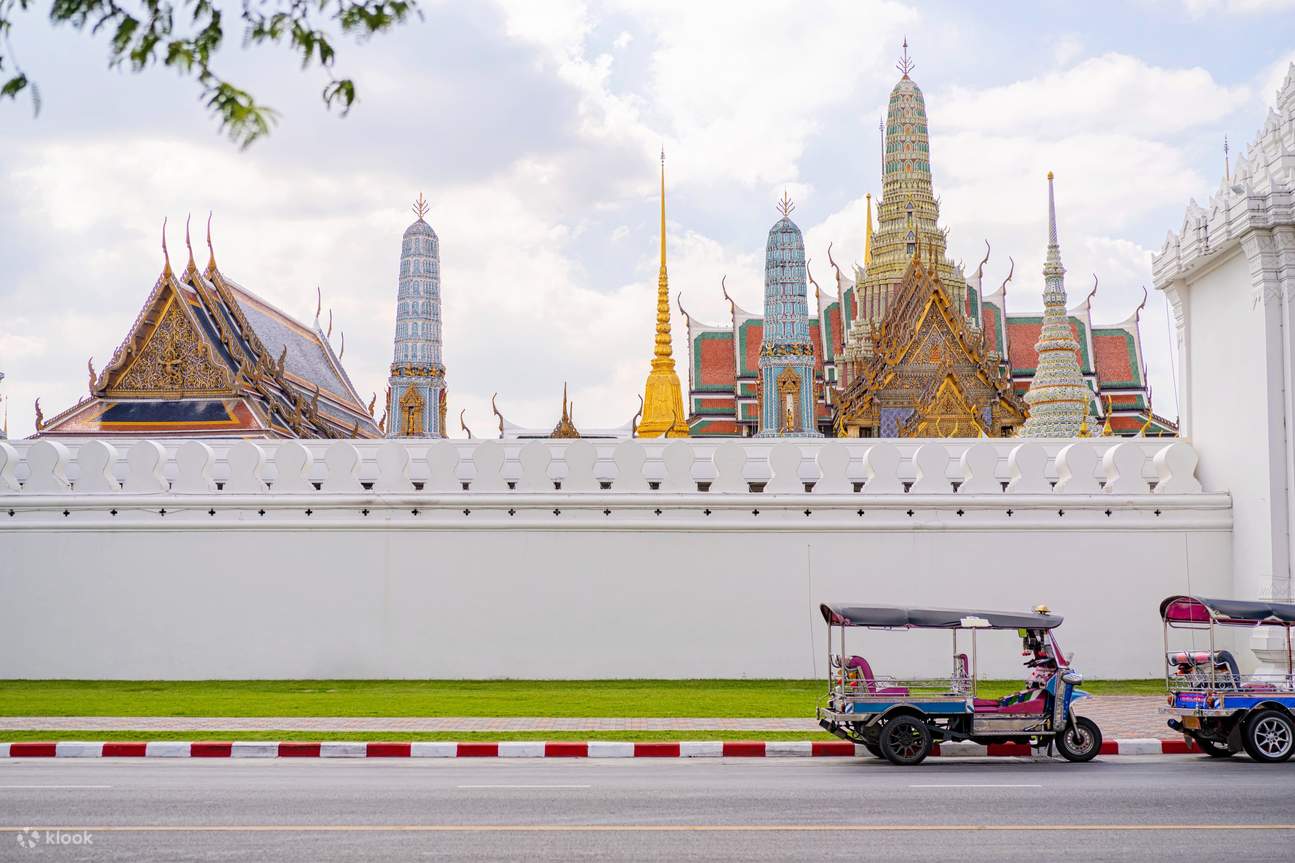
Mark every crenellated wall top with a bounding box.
[1153,63,1295,287]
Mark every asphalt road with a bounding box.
[1,756,1292,862]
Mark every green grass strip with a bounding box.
[0,730,838,743]
[0,678,1164,718]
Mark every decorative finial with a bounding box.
[87,357,96,394]
[777,189,795,218]
[631,394,644,437]
[1224,134,1231,182]
[161,217,172,277]
[1046,171,1059,248]
[34,397,44,432]
[314,286,322,325]
[338,331,345,360]
[459,409,473,439]
[412,193,430,221]
[367,392,377,417]
[1001,256,1015,296]
[897,37,915,78]
[184,213,195,270]
[326,309,333,339]
[1086,274,1099,304]
[1135,285,1148,320]
[205,212,217,273]
[491,393,504,436]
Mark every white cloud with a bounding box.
[939,54,1249,138]
[1182,0,1295,14]
[1053,34,1084,67]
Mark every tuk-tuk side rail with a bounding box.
[829,675,970,699]
[1167,673,1295,694]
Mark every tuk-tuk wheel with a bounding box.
[879,716,932,766]
[1241,709,1295,763]
[1056,716,1102,763]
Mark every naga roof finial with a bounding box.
[1086,274,1099,305]
[184,213,195,271]
[205,212,217,274]
[1134,285,1148,321]
[459,409,473,439]
[161,217,172,277]
[1000,256,1015,297]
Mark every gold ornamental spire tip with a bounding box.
[777,189,795,218]
[659,149,667,273]
[412,193,430,221]
[897,37,915,78]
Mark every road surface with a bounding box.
[1,755,1291,861]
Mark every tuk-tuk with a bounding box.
[816,603,1101,765]
[1160,595,1295,762]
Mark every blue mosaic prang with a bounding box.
[756,213,822,438]
[387,208,447,438]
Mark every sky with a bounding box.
[2,0,1294,438]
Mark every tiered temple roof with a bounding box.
[35,219,381,439]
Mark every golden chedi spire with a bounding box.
[637,149,689,438]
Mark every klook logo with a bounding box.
[14,828,94,850]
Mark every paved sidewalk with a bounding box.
[0,696,1172,738]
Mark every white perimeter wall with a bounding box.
[0,437,1231,679]
[1182,248,1279,603]
[1,522,1232,680]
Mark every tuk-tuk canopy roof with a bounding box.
[1160,595,1295,627]
[819,603,1063,631]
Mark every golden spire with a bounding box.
[412,193,430,221]
[637,148,689,438]
[654,147,670,361]
[863,192,874,268]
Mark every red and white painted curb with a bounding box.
[0,739,1199,759]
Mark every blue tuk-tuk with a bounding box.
[1161,595,1295,762]
[816,603,1101,765]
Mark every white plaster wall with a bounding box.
[1183,249,1277,602]
[0,521,1230,680]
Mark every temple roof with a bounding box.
[36,240,380,439]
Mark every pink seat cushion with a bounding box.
[876,687,910,696]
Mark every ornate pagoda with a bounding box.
[756,193,822,437]
[681,39,1175,438]
[34,218,380,439]
[386,194,448,438]
[833,237,1026,437]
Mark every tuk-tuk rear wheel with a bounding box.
[879,716,933,766]
[1241,709,1295,763]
